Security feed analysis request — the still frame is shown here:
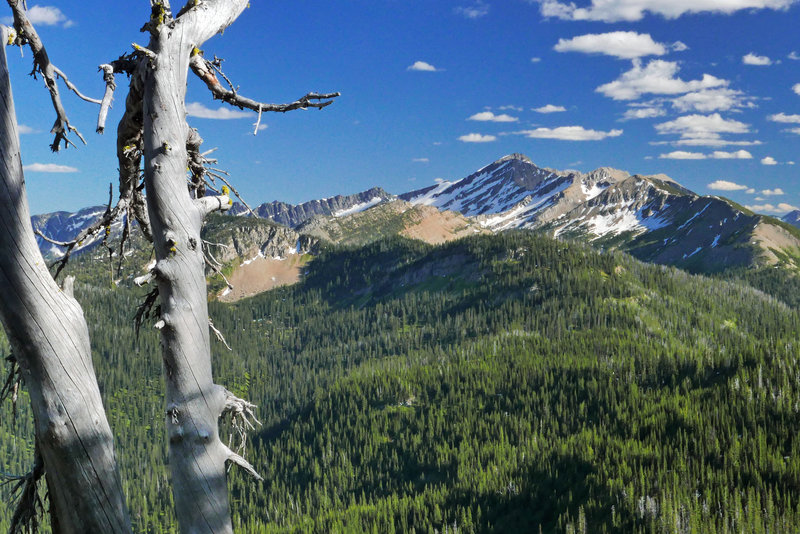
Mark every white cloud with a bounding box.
[253,123,268,132]
[671,88,750,113]
[468,111,519,122]
[746,188,756,194]
[793,83,800,95]
[621,106,665,120]
[789,51,800,60]
[553,31,668,59]
[18,124,38,134]
[708,180,750,191]
[498,105,523,111]
[412,158,430,163]
[761,188,785,195]
[23,163,78,173]
[9,5,74,27]
[786,127,800,135]
[768,112,800,123]
[459,133,497,143]
[596,59,727,100]
[654,113,750,146]
[186,102,251,119]
[745,202,799,214]
[455,1,490,18]
[742,53,772,66]
[672,41,689,52]
[761,156,778,165]
[673,138,762,147]
[514,126,623,141]
[659,151,707,160]
[535,0,795,22]
[530,57,542,63]
[659,149,752,160]
[532,104,567,113]
[407,61,440,72]
[711,150,753,159]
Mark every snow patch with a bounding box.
[333,196,384,217]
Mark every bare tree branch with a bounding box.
[189,51,340,115]
[96,64,116,133]
[5,0,93,150]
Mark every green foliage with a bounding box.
[2,231,800,533]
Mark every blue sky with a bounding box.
[7,0,800,216]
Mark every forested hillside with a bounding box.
[2,232,799,533]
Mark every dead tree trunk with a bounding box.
[0,27,131,534]
[139,3,253,532]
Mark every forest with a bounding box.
[2,230,800,533]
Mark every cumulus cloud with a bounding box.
[535,0,795,22]
[513,126,623,141]
[654,113,750,146]
[761,156,778,165]
[468,111,519,122]
[742,53,773,66]
[23,163,78,173]
[18,124,38,134]
[789,51,800,60]
[708,180,750,191]
[660,150,752,160]
[659,151,707,160]
[621,106,665,120]
[553,31,670,59]
[745,202,799,214]
[2,5,74,27]
[793,83,800,95]
[596,59,727,101]
[768,112,800,123]
[459,133,497,143]
[407,61,440,72]
[530,57,542,63]
[532,104,567,113]
[455,1,490,18]
[786,127,800,135]
[671,88,750,113]
[673,138,762,147]
[186,102,251,119]
[761,188,784,195]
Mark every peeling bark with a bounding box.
[0,27,131,534]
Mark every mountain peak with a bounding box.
[783,209,800,227]
[496,153,533,165]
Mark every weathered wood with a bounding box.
[139,3,248,531]
[0,27,131,534]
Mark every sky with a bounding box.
[5,0,800,216]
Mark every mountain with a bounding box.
[230,186,394,227]
[31,205,122,258]
[402,153,800,273]
[783,209,800,228]
[297,200,487,246]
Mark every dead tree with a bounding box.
[0,17,132,534]
[96,2,339,532]
[1,0,337,531]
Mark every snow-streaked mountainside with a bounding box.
[401,153,800,272]
[30,154,800,273]
[31,205,124,258]
[783,210,800,228]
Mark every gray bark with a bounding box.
[0,27,131,534]
[139,3,249,532]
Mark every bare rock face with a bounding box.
[202,217,320,266]
[230,186,395,228]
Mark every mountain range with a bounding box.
[32,153,800,296]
